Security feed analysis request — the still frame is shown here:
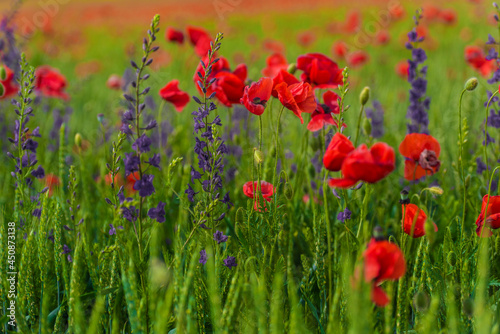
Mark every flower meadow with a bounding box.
[2,0,500,333]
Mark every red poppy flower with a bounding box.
[332,41,348,58]
[347,51,369,68]
[213,64,247,106]
[35,66,69,100]
[439,9,456,24]
[323,133,355,171]
[389,3,405,19]
[240,77,273,116]
[271,69,300,98]
[296,53,343,89]
[97,173,124,188]
[263,39,285,54]
[297,31,316,47]
[395,61,409,79]
[328,142,395,188]
[275,81,316,124]
[187,26,212,57]
[243,181,274,211]
[106,74,123,90]
[262,53,288,78]
[159,80,190,112]
[475,194,500,237]
[0,65,18,99]
[376,30,390,45]
[343,11,361,34]
[422,5,441,21]
[465,46,496,77]
[399,133,441,181]
[364,238,406,306]
[166,27,184,44]
[45,174,60,196]
[193,56,231,95]
[402,203,438,238]
[126,172,140,194]
[308,91,342,132]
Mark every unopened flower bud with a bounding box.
[465,174,471,187]
[0,82,4,98]
[360,86,370,106]
[465,78,478,91]
[284,182,293,200]
[447,251,457,267]
[254,149,264,164]
[75,133,82,148]
[463,297,474,318]
[372,225,384,241]
[424,218,436,242]
[362,117,371,136]
[287,63,297,74]
[413,291,429,312]
[428,187,443,195]
[0,66,6,81]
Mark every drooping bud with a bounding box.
[372,225,384,241]
[284,182,293,200]
[362,117,371,136]
[235,207,245,224]
[360,86,370,106]
[413,291,429,312]
[428,187,443,195]
[447,251,457,267]
[424,218,436,243]
[0,82,4,98]
[75,133,82,148]
[287,63,297,74]
[399,187,410,205]
[0,65,6,81]
[254,148,264,164]
[464,77,478,91]
[462,297,474,318]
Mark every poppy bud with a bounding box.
[284,182,293,200]
[399,187,410,205]
[428,187,443,195]
[462,297,474,318]
[97,113,105,123]
[464,78,478,91]
[447,251,457,267]
[359,86,370,106]
[287,63,297,74]
[75,133,82,148]
[254,149,264,164]
[424,218,436,242]
[413,291,429,312]
[0,82,4,98]
[362,117,371,136]
[465,174,471,187]
[0,65,6,81]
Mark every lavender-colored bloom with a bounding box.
[122,206,139,222]
[32,208,42,217]
[213,230,228,244]
[185,184,198,202]
[412,48,427,64]
[132,134,152,153]
[476,157,488,174]
[487,34,497,45]
[365,100,384,138]
[223,256,237,269]
[221,192,233,210]
[337,207,352,222]
[124,153,140,175]
[109,224,117,235]
[199,249,207,265]
[146,154,161,168]
[133,174,155,197]
[148,201,166,223]
[31,165,45,179]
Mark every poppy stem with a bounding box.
[458,88,467,239]
[259,114,263,151]
[354,104,365,147]
[483,90,498,183]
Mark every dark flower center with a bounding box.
[418,149,440,172]
[252,97,267,106]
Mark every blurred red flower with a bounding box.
[402,203,438,238]
[0,65,18,99]
[395,60,409,79]
[240,77,273,116]
[399,133,441,181]
[332,41,348,58]
[364,239,406,306]
[166,27,184,44]
[475,194,500,237]
[343,11,361,33]
[297,31,316,47]
[126,172,139,194]
[35,66,69,100]
[106,74,123,90]
[347,51,369,68]
[375,30,390,45]
[96,173,124,188]
[213,64,247,106]
[275,81,316,124]
[439,9,457,25]
[271,69,300,98]
[323,133,354,171]
[262,53,288,78]
[193,56,231,96]
[45,174,60,196]
[159,80,190,112]
[465,46,496,77]
[187,26,212,57]
[297,53,343,89]
[328,142,395,188]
